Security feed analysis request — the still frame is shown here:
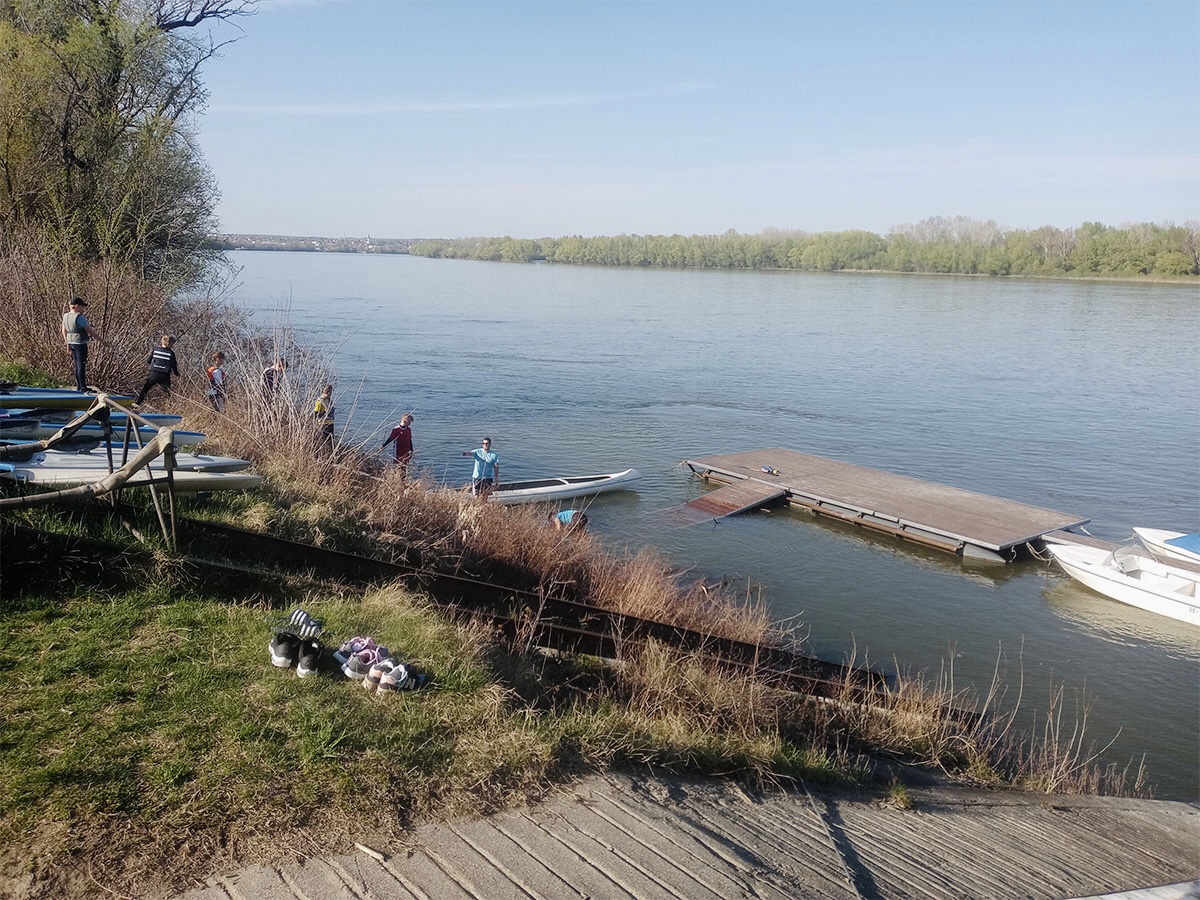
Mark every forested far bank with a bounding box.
[409,218,1200,279]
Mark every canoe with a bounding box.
[487,468,641,505]
[1,437,103,460]
[1133,528,1200,566]
[0,388,133,409]
[1045,543,1200,627]
[0,465,262,492]
[6,407,184,426]
[0,449,252,484]
[0,418,41,440]
[29,421,207,447]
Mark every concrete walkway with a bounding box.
[176,774,1199,900]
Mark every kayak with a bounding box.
[0,387,133,409]
[1,449,252,483]
[487,468,641,505]
[0,465,263,492]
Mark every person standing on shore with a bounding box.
[381,413,415,476]
[262,357,287,396]
[314,384,335,452]
[205,352,228,412]
[61,297,100,392]
[462,437,499,498]
[134,335,179,405]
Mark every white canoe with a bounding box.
[1045,543,1200,627]
[487,468,641,506]
[0,449,252,484]
[1133,528,1200,566]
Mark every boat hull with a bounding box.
[30,422,206,447]
[1046,543,1200,627]
[1133,528,1200,565]
[2,468,262,491]
[1,449,252,484]
[0,388,133,409]
[487,468,641,506]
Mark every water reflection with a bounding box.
[1042,580,1200,658]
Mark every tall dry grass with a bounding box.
[0,228,238,393]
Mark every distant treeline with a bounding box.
[409,217,1200,278]
[208,235,418,254]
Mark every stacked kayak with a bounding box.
[0,385,133,408]
[0,385,260,493]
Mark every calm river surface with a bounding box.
[227,250,1199,800]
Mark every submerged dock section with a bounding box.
[683,448,1089,562]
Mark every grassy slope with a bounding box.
[0,360,1145,898]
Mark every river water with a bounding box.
[226,250,1199,800]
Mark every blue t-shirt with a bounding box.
[556,510,582,525]
[471,449,498,479]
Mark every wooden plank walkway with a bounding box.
[174,773,1200,900]
[684,448,1090,561]
[684,479,787,518]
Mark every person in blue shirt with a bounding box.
[549,509,589,532]
[462,437,500,498]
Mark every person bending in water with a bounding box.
[549,509,589,532]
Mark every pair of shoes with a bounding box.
[363,657,393,692]
[343,646,381,680]
[275,608,323,639]
[367,659,428,692]
[334,636,386,667]
[389,665,428,691]
[269,632,324,677]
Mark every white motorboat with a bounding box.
[1133,528,1200,566]
[486,468,641,505]
[1045,543,1200,627]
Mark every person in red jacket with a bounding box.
[381,413,414,476]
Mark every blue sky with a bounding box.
[199,0,1200,239]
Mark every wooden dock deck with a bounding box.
[683,448,1090,562]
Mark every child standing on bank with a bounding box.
[135,335,179,406]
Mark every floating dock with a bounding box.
[682,448,1089,562]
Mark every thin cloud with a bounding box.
[213,81,711,117]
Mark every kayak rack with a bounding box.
[0,394,185,547]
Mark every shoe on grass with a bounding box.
[343,647,380,680]
[333,635,375,666]
[296,639,323,678]
[381,662,428,691]
[283,608,324,639]
[269,632,301,668]
[364,658,392,692]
